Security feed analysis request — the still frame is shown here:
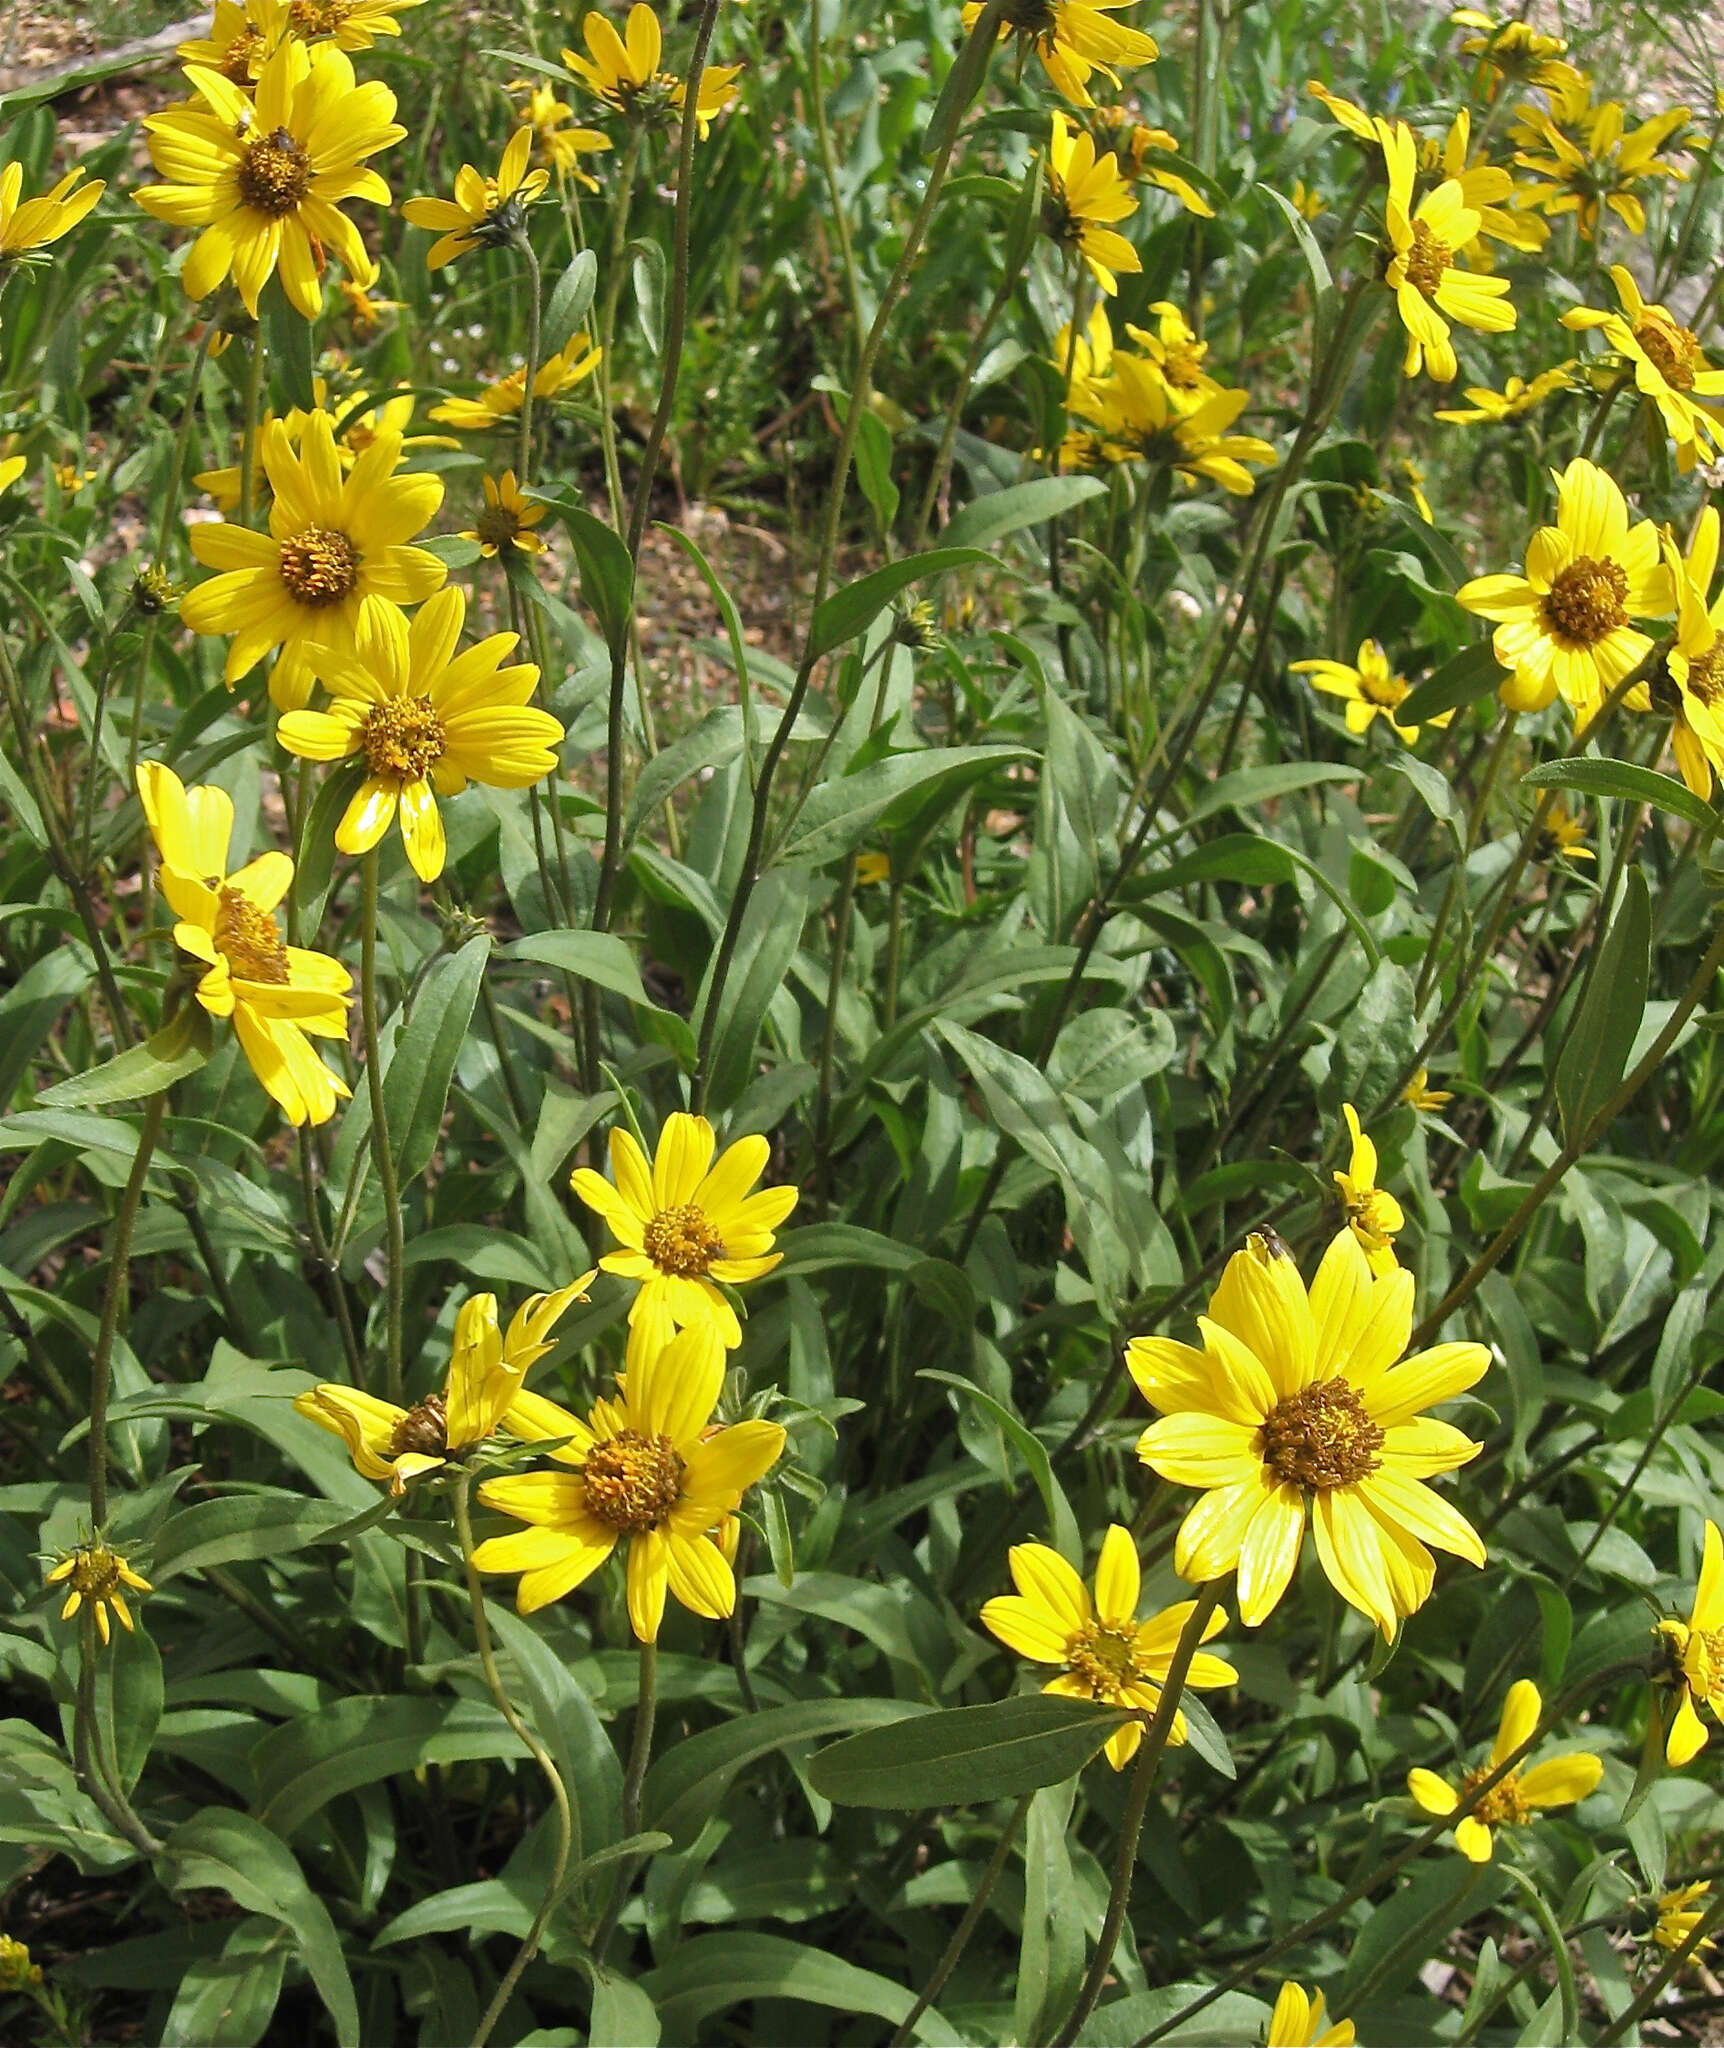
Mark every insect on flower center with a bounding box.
[1636,317,1702,391]
[642,1202,727,1277]
[390,1394,448,1459]
[237,128,313,218]
[581,1429,685,1531]
[1542,555,1629,644]
[361,695,447,780]
[1403,220,1453,298]
[1260,1377,1385,1489]
[1460,1763,1530,1828]
[1065,1618,1143,1696]
[278,526,362,607]
[214,885,291,984]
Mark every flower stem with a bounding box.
[516,233,543,486]
[887,1792,1031,2048]
[360,850,405,1404]
[72,1610,161,1858]
[1596,1884,1724,2046]
[594,1637,659,1959]
[807,0,868,381]
[88,1089,166,1529]
[237,322,265,531]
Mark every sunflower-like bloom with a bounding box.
[1087,112,1211,215]
[45,1540,152,1647]
[1380,121,1514,383]
[286,0,424,48]
[1563,266,1724,473]
[1123,300,1222,408]
[295,1275,594,1493]
[1434,363,1573,425]
[1070,356,1277,494]
[401,129,549,269]
[137,761,351,1125]
[513,80,613,187]
[137,39,403,319]
[428,341,604,432]
[1402,1069,1453,1114]
[1130,1229,1489,1636]
[1044,112,1141,296]
[571,1112,798,1348]
[179,408,444,711]
[1409,1679,1602,1861]
[1512,88,1689,239]
[1292,638,1440,744]
[1456,457,1671,717]
[195,381,453,511]
[563,5,743,138]
[0,162,104,267]
[473,1320,786,1641]
[962,0,1155,108]
[1656,1518,1724,1765]
[1654,1882,1715,1956]
[275,586,564,883]
[465,471,548,559]
[1426,108,1548,256]
[1267,1983,1355,2048]
[177,0,282,80]
[980,1525,1236,1771]
[1451,10,1571,90]
[1532,798,1594,865]
[1655,513,1724,801]
[1332,1103,1403,1276]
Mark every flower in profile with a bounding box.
[473,1320,786,1641]
[1426,108,1549,257]
[1267,1982,1354,2048]
[1333,1104,1403,1276]
[45,1540,153,1647]
[1451,9,1572,90]
[296,1276,594,1493]
[465,471,548,558]
[563,5,743,138]
[1654,1882,1714,1957]
[1130,1229,1490,1636]
[962,0,1157,109]
[429,341,604,431]
[284,0,425,49]
[137,762,351,1124]
[0,161,104,268]
[137,39,403,319]
[1456,456,1670,716]
[1657,1518,1724,1765]
[1380,120,1515,383]
[512,79,613,187]
[1402,1069,1453,1114]
[981,1525,1236,1770]
[1123,300,1221,408]
[1656,513,1724,800]
[570,1111,798,1348]
[1434,363,1573,425]
[1408,1679,1603,1861]
[0,1935,42,1992]
[276,586,563,883]
[1093,116,1212,215]
[1531,798,1594,865]
[1292,638,1441,743]
[1512,85,1689,238]
[1044,112,1141,296]
[1306,80,1380,146]
[1070,357,1276,494]
[402,129,549,268]
[179,408,444,711]
[1563,266,1724,473]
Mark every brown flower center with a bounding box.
[214,884,290,984]
[581,1429,685,1531]
[1260,1377,1385,1489]
[1460,1763,1530,1828]
[1043,194,1085,249]
[1542,554,1629,644]
[219,27,265,81]
[361,695,447,780]
[1065,1618,1142,1697]
[64,1543,128,1602]
[391,1394,448,1459]
[237,128,313,218]
[1686,645,1724,708]
[476,502,528,551]
[1636,316,1702,392]
[642,1202,726,1277]
[1403,220,1452,297]
[290,0,353,31]
[1002,0,1058,30]
[1346,1186,1399,1249]
[278,526,362,607]
[1359,667,1408,709]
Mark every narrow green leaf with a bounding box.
[542,249,598,359]
[383,933,489,1183]
[940,476,1105,551]
[629,237,667,355]
[261,276,315,412]
[1398,642,1508,727]
[921,1370,1082,1565]
[808,548,994,660]
[807,1695,1127,1808]
[38,1006,211,1108]
[1556,868,1650,1147]
[782,745,1026,865]
[292,759,365,935]
[501,929,656,1008]
[1259,183,1337,365]
[1522,757,1718,832]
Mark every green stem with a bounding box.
[887,1792,1032,2048]
[516,234,544,486]
[1500,1868,1577,2045]
[595,1637,659,1958]
[1414,704,1514,1012]
[1595,1885,1724,2045]
[812,853,860,1219]
[360,851,405,1404]
[237,323,265,531]
[298,1127,366,1385]
[72,1611,161,1858]
[807,0,868,381]
[88,1090,166,1529]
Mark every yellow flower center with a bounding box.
[214,884,291,984]
[581,1429,685,1531]
[291,0,353,31]
[63,1543,130,1603]
[642,1202,726,1277]
[1260,1377,1385,1489]
[1636,316,1702,391]
[1403,220,1453,298]
[1688,645,1724,708]
[1359,667,1408,710]
[1346,1186,1399,1248]
[361,694,447,781]
[1065,1618,1142,1697]
[1460,1763,1530,1827]
[237,127,313,218]
[278,525,362,607]
[218,26,264,79]
[390,1393,448,1458]
[1542,554,1629,644]
[476,501,528,551]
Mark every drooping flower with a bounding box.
[1267,1982,1355,2048]
[570,1112,798,1348]
[1654,1882,1715,1957]
[1093,115,1212,215]
[563,5,743,138]
[1069,356,1276,494]
[0,162,105,268]
[512,79,614,187]
[428,341,604,432]
[1451,10,1573,91]
[1402,1069,1454,1114]
[295,1276,594,1493]
[1655,513,1724,800]
[402,129,549,268]
[1408,1679,1603,1861]
[1563,266,1724,473]
[136,761,351,1125]
[45,1540,153,1647]
[1531,798,1595,864]
[980,1525,1237,1770]
[1044,111,1141,297]
[275,585,564,883]
[1123,300,1222,408]
[1380,120,1515,383]
[473,1320,786,1641]
[962,0,1157,109]
[1657,1518,1724,1765]
[337,266,400,335]
[1333,1104,1403,1276]
[1512,83,1689,239]
[1434,364,1573,425]
[1129,1229,1490,1636]
[1291,638,1437,743]
[464,471,547,558]
[1306,80,1380,146]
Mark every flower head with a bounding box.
[563,5,743,138]
[0,1935,42,1993]
[45,1540,152,1647]
[1123,300,1221,408]
[1292,638,1440,743]
[1451,10,1572,90]
[1563,266,1724,473]
[1267,1982,1354,2048]
[1512,83,1689,238]
[1434,364,1573,425]
[0,162,104,267]
[512,80,613,186]
[429,341,603,431]
[1402,1069,1453,1114]
[286,0,424,49]
[465,471,548,558]
[1531,797,1594,864]
[1408,1678,1602,1860]
[1333,1104,1403,1275]
[1044,111,1141,296]
[1130,1229,1490,1636]
[1381,120,1515,383]
[962,0,1157,108]
[402,129,549,267]
[1069,353,1276,494]
[1655,511,1724,800]
[194,380,451,512]
[981,1525,1236,1770]
[1654,1881,1714,1957]
[1657,1518,1724,1765]
[1089,114,1211,215]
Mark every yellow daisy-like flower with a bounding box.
[1290,179,1325,220]
[570,1112,798,1348]
[0,1935,42,1992]
[179,408,445,712]
[285,0,424,48]
[980,1525,1237,1771]
[1402,1069,1453,1114]
[1408,1679,1603,1862]
[1512,88,1689,240]
[563,5,744,139]
[401,129,549,269]
[1291,638,1439,744]
[1656,512,1724,801]
[275,585,564,884]
[295,1275,594,1493]
[1563,266,1724,474]
[1654,1881,1714,1957]
[1451,10,1571,90]
[465,471,548,558]
[1130,1229,1490,1637]
[1656,1518,1724,1765]
[1267,1982,1355,2047]
[1123,300,1222,409]
[45,1540,153,1648]
[137,38,403,320]
[1044,111,1141,297]
[137,762,351,1125]
[428,341,604,432]
[1456,456,1671,717]
[473,1320,786,1642]
[1427,108,1549,256]
[0,161,105,267]
[1070,356,1277,495]
[962,0,1157,109]
[1381,120,1515,384]
[1102,118,1213,216]
[1434,363,1573,425]
[513,80,613,188]
[337,268,399,334]
[1532,798,1594,865]
[1333,1103,1403,1276]
[177,0,283,80]
[194,380,452,512]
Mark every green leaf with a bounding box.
[808,548,994,660]
[541,249,598,359]
[382,933,489,1183]
[1138,834,1295,894]
[537,494,636,651]
[782,745,1027,865]
[37,1006,211,1107]
[147,1493,393,1583]
[638,1932,963,2044]
[1074,1986,1273,2046]
[161,1918,289,2048]
[920,1370,1082,1566]
[855,407,900,536]
[1556,868,1650,1148]
[629,237,666,355]
[692,866,813,1112]
[293,759,366,934]
[808,1695,1127,1808]
[1397,643,1506,727]
[588,1965,661,2048]
[260,277,315,412]
[1522,757,1718,832]
[501,929,660,1009]
[940,475,1105,551]
[1259,183,1337,366]
[1178,761,1358,830]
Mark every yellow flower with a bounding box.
[0,455,23,495]
[1070,357,1276,494]
[465,470,548,558]
[1563,266,1724,474]
[194,380,450,512]
[570,1111,798,1348]
[402,129,549,269]
[1290,179,1325,219]
[1381,120,1515,383]
[962,0,1157,109]
[1129,1228,1489,1636]
[284,0,424,48]
[1408,1679,1603,1861]
[1657,512,1724,800]
[429,341,604,432]
[1512,87,1689,239]
[1654,1881,1714,1957]
[1267,1982,1354,2047]
[0,1935,42,1992]
[1292,637,1443,743]
[45,1540,153,1647]
[1456,456,1671,717]
[137,38,403,319]
[1402,1069,1453,1114]
[1451,10,1571,89]
[1333,1104,1404,1276]
[337,262,400,335]
[1657,1518,1724,1765]
[856,852,892,885]
[179,408,445,711]
[1532,798,1594,865]
[1045,111,1141,296]
[136,762,351,1125]
[980,1525,1237,1771]
[0,161,104,266]
[1434,363,1573,425]
[1430,108,1549,257]
[1123,300,1221,409]
[563,5,743,138]
[473,1320,786,1641]
[513,79,613,187]
[295,1276,594,1493]
[275,586,563,883]
[1104,119,1213,216]
[1052,301,1116,416]
[1306,80,1380,146]
[177,0,282,80]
